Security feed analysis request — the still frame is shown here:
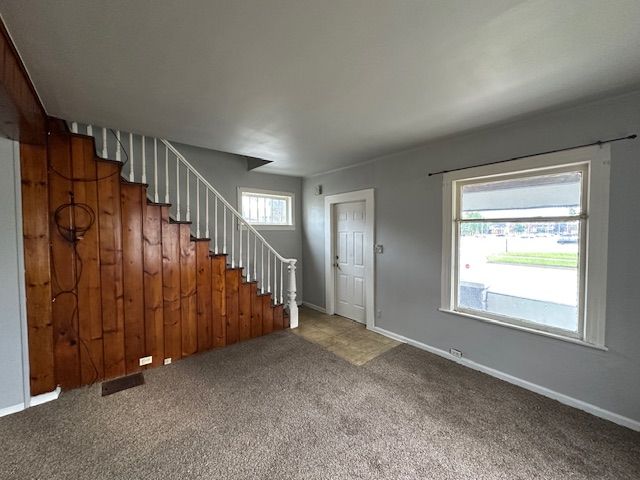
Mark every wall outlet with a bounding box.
[163,357,172,365]
[139,355,152,366]
[449,348,463,359]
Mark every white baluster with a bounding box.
[164,145,169,203]
[261,243,264,293]
[205,191,209,238]
[231,215,235,268]
[129,132,134,182]
[141,136,147,184]
[176,158,180,221]
[153,138,159,203]
[115,130,121,162]
[239,219,243,269]
[253,233,257,282]
[246,228,251,281]
[71,122,78,133]
[223,206,227,254]
[288,260,299,328]
[267,250,271,294]
[196,179,200,237]
[102,127,107,158]
[280,260,284,304]
[87,124,93,136]
[186,169,190,222]
[214,197,219,254]
[274,254,277,304]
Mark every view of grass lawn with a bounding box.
[487,252,578,268]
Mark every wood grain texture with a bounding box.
[238,282,252,341]
[196,241,212,352]
[284,310,290,329]
[225,269,240,344]
[48,131,80,389]
[121,183,145,374]
[250,283,262,338]
[20,143,54,394]
[262,295,274,334]
[273,304,284,331]
[162,214,181,362]
[96,159,125,379]
[180,225,197,357]
[71,136,104,384]
[143,203,164,368]
[211,255,226,347]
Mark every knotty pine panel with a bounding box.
[211,255,227,347]
[238,282,252,341]
[143,203,164,368]
[225,269,240,344]
[71,136,104,384]
[162,215,181,362]
[262,295,274,335]
[48,131,81,389]
[180,225,197,357]
[196,241,212,352]
[250,283,262,338]
[96,159,126,379]
[121,183,145,373]
[20,143,54,394]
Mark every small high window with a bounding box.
[238,188,294,230]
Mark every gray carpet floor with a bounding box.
[1,331,638,480]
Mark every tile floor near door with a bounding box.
[292,307,400,365]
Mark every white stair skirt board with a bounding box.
[30,386,61,407]
[302,301,326,313]
[370,326,640,432]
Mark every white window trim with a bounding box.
[440,144,610,349]
[237,187,295,231]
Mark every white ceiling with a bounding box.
[2,0,640,176]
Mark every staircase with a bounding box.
[40,120,298,390]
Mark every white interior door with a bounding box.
[334,201,366,323]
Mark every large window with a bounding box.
[238,188,294,230]
[441,145,610,348]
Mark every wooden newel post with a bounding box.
[288,259,298,328]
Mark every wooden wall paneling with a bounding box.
[20,143,54,394]
[180,225,197,357]
[47,131,81,389]
[250,283,262,338]
[211,255,226,347]
[273,304,284,331]
[262,295,273,335]
[96,159,125,378]
[120,183,145,373]
[195,241,212,352]
[162,212,181,362]
[238,281,252,341]
[71,136,104,384]
[143,203,164,368]
[225,269,240,344]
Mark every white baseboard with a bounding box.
[302,301,326,313]
[370,326,640,432]
[0,402,25,417]
[29,386,61,407]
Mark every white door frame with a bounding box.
[324,188,375,329]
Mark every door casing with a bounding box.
[324,188,375,329]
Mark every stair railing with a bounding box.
[70,121,298,328]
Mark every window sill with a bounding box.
[246,224,295,231]
[438,308,608,351]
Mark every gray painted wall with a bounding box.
[0,137,27,411]
[172,142,304,301]
[302,90,640,423]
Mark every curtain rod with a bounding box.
[427,134,637,177]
